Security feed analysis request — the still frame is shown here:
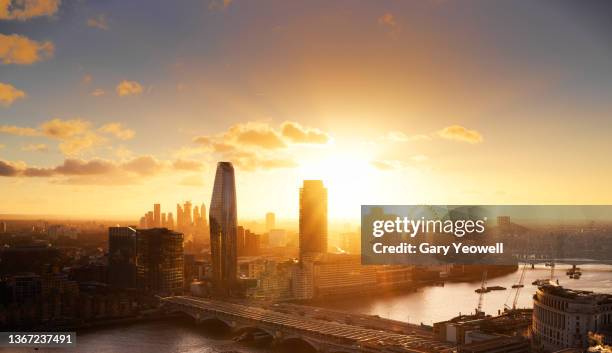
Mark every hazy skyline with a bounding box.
[2,0,612,220]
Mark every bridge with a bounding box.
[161,296,455,353]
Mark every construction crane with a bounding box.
[505,264,527,311]
[476,270,488,315]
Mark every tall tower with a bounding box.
[265,212,275,232]
[153,203,161,227]
[299,180,328,258]
[209,162,238,292]
[183,201,193,227]
[176,204,183,230]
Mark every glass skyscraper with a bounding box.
[209,162,238,292]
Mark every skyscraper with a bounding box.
[167,212,174,229]
[183,201,192,227]
[209,162,238,292]
[108,227,138,289]
[136,228,184,295]
[153,203,161,227]
[176,204,183,230]
[299,180,328,258]
[265,212,275,232]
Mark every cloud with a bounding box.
[21,143,48,152]
[98,122,135,140]
[90,88,105,96]
[0,0,60,20]
[0,125,39,136]
[437,125,483,144]
[121,155,164,176]
[411,154,428,162]
[116,80,143,97]
[0,82,26,106]
[0,160,20,176]
[0,33,54,65]
[378,12,396,28]
[87,13,109,30]
[173,159,204,171]
[209,0,232,11]
[54,158,116,175]
[188,121,330,171]
[40,118,89,139]
[281,121,329,144]
[0,118,136,155]
[227,123,286,149]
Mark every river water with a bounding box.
[4,264,611,353]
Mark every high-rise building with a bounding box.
[161,213,167,227]
[209,162,238,293]
[299,180,328,258]
[108,227,138,289]
[193,206,200,227]
[145,211,154,228]
[153,203,161,227]
[136,228,184,295]
[200,203,207,228]
[1,221,7,233]
[265,212,275,232]
[167,212,174,229]
[183,201,192,227]
[176,204,183,229]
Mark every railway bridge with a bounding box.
[161,296,454,353]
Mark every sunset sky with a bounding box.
[1,0,612,221]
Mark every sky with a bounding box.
[1,0,612,222]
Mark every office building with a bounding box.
[153,203,161,227]
[532,284,612,351]
[183,201,192,227]
[108,227,138,289]
[167,212,174,229]
[136,228,184,295]
[209,162,238,292]
[299,180,328,258]
[266,212,275,232]
[0,221,6,233]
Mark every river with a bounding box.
[4,264,611,353]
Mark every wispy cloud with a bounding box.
[437,125,483,144]
[116,80,143,97]
[209,0,232,11]
[21,143,48,152]
[87,13,109,30]
[0,118,137,155]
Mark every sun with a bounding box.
[297,146,379,220]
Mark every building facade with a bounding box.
[532,284,612,351]
[108,226,138,289]
[209,162,238,293]
[299,180,328,258]
[135,228,184,295]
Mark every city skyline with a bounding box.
[3,1,612,220]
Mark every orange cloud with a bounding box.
[281,121,329,144]
[0,0,60,21]
[437,125,483,144]
[227,123,286,149]
[87,13,109,30]
[0,33,54,65]
[378,13,396,28]
[0,82,26,106]
[173,159,204,171]
[0,125,39,136]
[116,80,143,96]
[0,118,137,155]
[98,122,135,140]
[21,143,48,152]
